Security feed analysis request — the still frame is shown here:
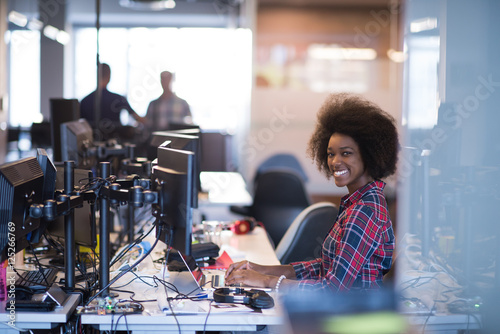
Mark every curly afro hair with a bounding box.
[307,93,399,180]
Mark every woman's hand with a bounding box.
[225,261,266,278]
[225,260,251,279]
[225,268,274,288]
[225,262,296,281]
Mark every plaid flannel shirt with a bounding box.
[292,180,394,292]
[146,95,191,132]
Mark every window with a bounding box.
[74,27,252,132]
[7,30,41,127]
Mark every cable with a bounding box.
[164,282,181,334]
[113,314,131,334]
[27,240,52,286]
[162,237,181,334]
[110,243,145,274]
[112,273,157,290]
[203,299,214,334]
[79,251,98,292]
[86,221,161,305]
[0,323,34,333]
[131,271,157,287]
[110,223,155,267]
[110,311,115,334]
[153,275,182,295]
[421,302,436,334]
[43,233,65,256]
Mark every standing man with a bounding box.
[80,63,144,140]
[145,71,192,132]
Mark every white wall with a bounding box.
[245,75,402,196]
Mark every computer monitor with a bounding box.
[0,157,44,261]
[46,167,96,248]
[148,131,198,160]
[167,122,200,132]
[50,98,80,163]
[30,121,52,149]
[151,131,200,208]
[152,146,194,256]
[29,148,58,244]
[36,148,57,202]
[60,118,95,169]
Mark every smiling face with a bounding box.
[327,133,373,194]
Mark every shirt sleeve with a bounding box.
[122,96,136,115]
[182,100,191,118]
[292,258,323,280]
[145,101,155,129]
[80,96,92,122]
[296,205,383,292]
[109,94,134,119]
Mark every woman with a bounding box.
[225,93,399,292]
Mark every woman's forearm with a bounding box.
[254,263,296,279]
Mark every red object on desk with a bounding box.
[202,251,233,269]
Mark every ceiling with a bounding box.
[258,0,394,7]
[9,0,396,29]
[68,0,239,28]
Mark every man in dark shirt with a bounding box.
[80,63,144,140]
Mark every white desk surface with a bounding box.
[81,226,286,333]
[406,313,481,332]
[82,299,285,333]
[0,294,80,333]
[199,171,252,207]
[219,226,279,266]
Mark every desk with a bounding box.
[219,225,278,265]
[0,294,80,333]
[199,172,252,207]
[82,295,285,333]
[406,313,481,333]
[81,226,286,333]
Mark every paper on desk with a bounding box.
[158,294,260,314]
[160,299,210,314]
[211,303,261,313]
[202,250,233,269]
[219,245,246,262]
[160,301,261,314]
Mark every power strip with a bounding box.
[77,301,144,315]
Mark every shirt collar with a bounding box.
[340,180,386,207]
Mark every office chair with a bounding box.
[275,202,338,264]
[255,153,308,183]
[230,168,311,246]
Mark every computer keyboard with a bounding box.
[16,268,59,290]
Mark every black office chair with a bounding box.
[255,153,308,183]
[275,202,338,264]
[230,168,311,247]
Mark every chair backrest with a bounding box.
[256,153,308,183]
[250,168,311,246]
[275,202,339,264]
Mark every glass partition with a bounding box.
[399,0,500,330]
